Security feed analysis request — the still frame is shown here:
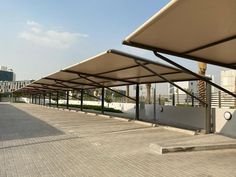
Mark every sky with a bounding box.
[0,0,227,93]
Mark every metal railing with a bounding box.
[151,92,236,108]
[211,91,236,108]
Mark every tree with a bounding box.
[126,85,129,103]
[198,62,207,106]
[146,83,151,104]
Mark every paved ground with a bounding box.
[0,103,236,177]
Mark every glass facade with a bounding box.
[0,70,14,81]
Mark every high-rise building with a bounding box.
[0,66,15,81]
[221,70,236,93]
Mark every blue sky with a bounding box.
[0,0,224,86]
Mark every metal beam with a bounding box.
[83,91,100,100]
[183,35,236,54]
[78,74,136,101]
[62,70,138,85]
[154,52,236,98]
[44,77,97,87]
[123,41,236,70]
[23,87,47,94]
[34,83,72,92]
[54,82,100,100]
[94,63,148,76]
[54,81,79,91]
[27,85,59,93]
[120,71,182,81]
[135,60,206,105]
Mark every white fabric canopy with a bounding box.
[16,50,202,93]
[124,0,236,68]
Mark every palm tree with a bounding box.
[126,85,129,103]
[146,83,151,104]
[198,62,207,106]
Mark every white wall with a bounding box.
[19,98,236,135]
[213,108,236,137]
[21,97,206,130]
[140,105,206,130]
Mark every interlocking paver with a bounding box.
[0,103,235,177]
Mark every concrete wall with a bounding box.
[140,105,206,130]
[0,97,11,102]
[57,99,135,113]
[213,108,236,137]
[80,100,206,130]
[21,97,206,130]
[16,97,236,135]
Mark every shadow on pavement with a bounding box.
[0,104,64,141]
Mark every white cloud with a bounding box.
[30,27,41,33]
[19,20,88,49]
[26,20,41,27]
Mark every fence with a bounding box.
[152,92,236,108]
[211,91,236,108]
[2,89,236,109]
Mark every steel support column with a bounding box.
[172,93,175,106]
[56,91,59,108]
[49,93,51,107]
[80,89,84,111]
[101,87,105,114]
[43,93,46,106]
[153,86,156,122]
[136,84,140,120]
[66,91,69,109]
[191,93,194,107]
[31,94,33,104]
[218,91,221,108]
[39,94,41,105]
[205,82,212,134]
[34,95,37,104]
[14,95,17,103]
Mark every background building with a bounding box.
[221,70,236,93]
[0,66,33,94]
[0,80,33,93]
[0,66,15,81]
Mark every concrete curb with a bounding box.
[132,120,155,127]
[33,104,198,135]
[161,126,197,136]
[112,117,131,122]
[149,142,236,155]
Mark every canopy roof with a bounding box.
[16,49,203,94]
[124,0,236,69]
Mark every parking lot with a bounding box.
[0,103,236,177]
